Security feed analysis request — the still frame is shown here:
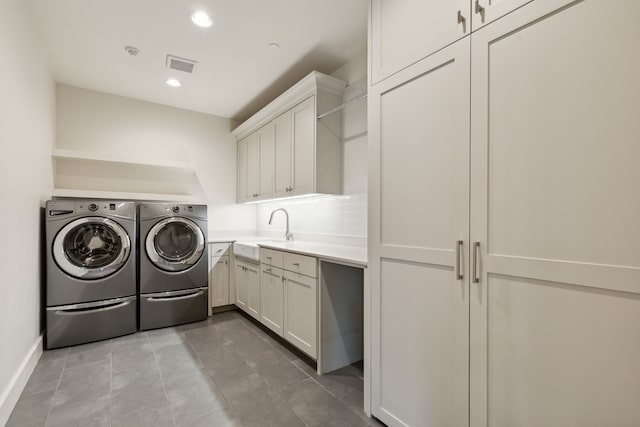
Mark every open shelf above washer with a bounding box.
[52,148,205,202]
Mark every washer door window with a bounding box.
[53,217,131,280]
[146,217,205,272]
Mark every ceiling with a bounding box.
[25,0,368,122]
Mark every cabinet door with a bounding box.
[370,0,469,85]
[273,110,293,197]
[291,96,315,195]
[260,265,284,336]
[471,0,532,31]
[246,262,260,320]
[236,138,248,202]
[210,256,229,308]
[246,132,259,199]
[258,122,275,197]
[235,261,248,311]
[369,38,470,427]
[469,2,640,426]
[283,271,317,358]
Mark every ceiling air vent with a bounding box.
[166,55,198,73]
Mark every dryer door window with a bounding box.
[146,217,205,272]
[53,217,131,280]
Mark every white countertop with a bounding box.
[258,241,367,268]
[207,237,367,267]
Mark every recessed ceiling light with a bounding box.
[191,11,214,28]
[269,42,280,50]
[166,78,182,88]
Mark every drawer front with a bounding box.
[284,252,317,278]
[260,248,284,268]
[209,242,230,257]
[140,287,208,331]
[46,296,137,349]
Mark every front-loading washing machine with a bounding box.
[138,203,208,330]
[45,199,137,349]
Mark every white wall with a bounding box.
[0,0,55,423]
[256,51,368,245]
[56,85,255,232]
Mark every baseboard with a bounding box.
[0,335,43,426]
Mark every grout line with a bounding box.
[43,347,70,426]
[148,333,178,427]
[108,339,112,427]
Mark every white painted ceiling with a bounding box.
[25,0,368,122]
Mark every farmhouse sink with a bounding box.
[233,240,284,262]
[233,242,259,262]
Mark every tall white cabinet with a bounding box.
[369,38,471,427]
[369,1,640,426]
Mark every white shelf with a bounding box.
[52,148,195,172]
[52,148,204,201]
[51,188,204,203]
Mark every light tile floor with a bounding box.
[8,310,384,427]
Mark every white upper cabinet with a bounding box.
[290,96,315,195]
[244,132,259,200]
[369,0,470,84]
[233,71,345,203]
[273,111,293,197]
[258,122,275,198]
[236,138,248,202]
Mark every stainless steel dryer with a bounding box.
[138,203,208,330]
[45,200,137,349]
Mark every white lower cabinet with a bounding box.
[234,260,248,311]
[260,265,284,336]
[259,248,318,359]
[235,258,260,320]
[283,270,317,359]
[209,243,230,311]
[210,256,229,307]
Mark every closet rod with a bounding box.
[317,92,367,120]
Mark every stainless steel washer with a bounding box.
[45,200,137,349]
[138,203,208,330]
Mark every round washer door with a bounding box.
[53,217,131,280]
[146,217,205,272]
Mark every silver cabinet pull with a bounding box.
[475,0,484,14]
[148,290,204,302]
[293,262,300,266]
[472,242,481,284]
[266,268,272,273]
[457,10,466,24]
[455,240,464,280]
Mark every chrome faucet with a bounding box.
[268,208,294,241]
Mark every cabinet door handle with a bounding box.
[457,10,466,24]
[455,240,464,280]
[475,0,484,14]
[293,262,300,266]
[266,268,272,273]
[472,242,481,284]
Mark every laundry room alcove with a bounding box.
[51,148,205,202]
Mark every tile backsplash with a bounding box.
[256,193,367,247]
